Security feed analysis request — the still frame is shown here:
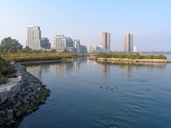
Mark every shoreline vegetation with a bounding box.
[0,52,87,84]
[0,56,17,85]
[0,53,78,84]
[89,52,171,64]
[2,52,85,62]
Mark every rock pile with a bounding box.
[0,63,50,128]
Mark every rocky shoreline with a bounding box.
[0,63,50,128]
[94,58,171,64]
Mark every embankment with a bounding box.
[95,58,171,64]
[0,63,50,128]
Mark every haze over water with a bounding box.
[20,54,171,128]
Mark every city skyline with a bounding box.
[0,0,171,51]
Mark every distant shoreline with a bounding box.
[95,58,171,64]
[88,56,171,64]
[18,59,72,65]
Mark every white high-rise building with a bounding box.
[54,35,73,52]
[73,39,80,51]
[124,33,133,53]
[54,35,65,51]
[87,44,105,53]
[133,45,138,53]
[87,44,97,53]
[26,25,41,50]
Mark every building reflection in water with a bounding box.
[52,64,67,76]
[53,58,87,76]
[27,65,42,79]
[100,64,110,77]
[26,59,167,81]
[123,65,133,77]
[27,65,50,79]
[26,58,87,78]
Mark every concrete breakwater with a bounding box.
[0,63,50,128]
[96,58,171,64]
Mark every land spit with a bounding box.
[0,63,50,128]
[96,58,171,65]
[88,56,171,64]
[18,58,72,65]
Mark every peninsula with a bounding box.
[89,52,171,64]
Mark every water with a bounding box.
[19,54,171,128]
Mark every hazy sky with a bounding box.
[0,0,171,51]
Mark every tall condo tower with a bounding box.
[54,35,73,52]
[26,25,41,50]
[124,33,133,53]
[101,32,110,50]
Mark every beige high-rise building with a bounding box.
[124,33,133,53]
[101,32,110,50]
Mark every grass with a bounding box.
[2,52,79,62]
[96,52,167,59]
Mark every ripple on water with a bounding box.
[20,59,171,128]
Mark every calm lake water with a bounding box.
[20,54,171,128]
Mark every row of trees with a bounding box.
[0,37,32,53]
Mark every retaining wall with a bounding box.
[0,76,22,104]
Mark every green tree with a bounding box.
[25,46,31,50]
[19,46,32,53]
[0,37,23,53]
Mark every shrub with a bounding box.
[2,66,16,76]
[96,52,108,58]
[0,56,16,81]
[95,53,167,60]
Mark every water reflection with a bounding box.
[99,62,167,78]
[27,58,168,81]
[27,66,42,79]
[22,56,171,128]
[100,64,110,77]
[123,65,133,77]
[26,58,87,78]
[53,64,67,76]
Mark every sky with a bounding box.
[0,0,171,51]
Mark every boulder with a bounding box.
[15,110,22,118]
[0,111,6,117]
[7,109,13,121]
[26,109,33,114]
[0,88,8,104]
[0,117,6,126]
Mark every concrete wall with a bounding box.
[97,58,170,63]
[0,76,22,104]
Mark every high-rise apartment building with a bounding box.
[73,39,80,49]
[124,33,133,53]
[26,25,41,50]
[54,35,74,52]
[54,35,65,51]
[101,32,110,50]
